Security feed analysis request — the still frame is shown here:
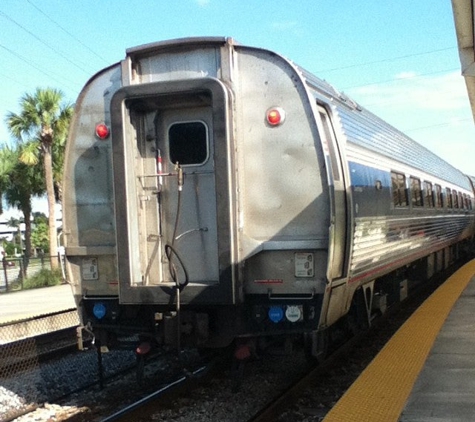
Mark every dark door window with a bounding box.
[169,121,208,165]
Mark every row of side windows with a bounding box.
[391,171,473,210]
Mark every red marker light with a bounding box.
[266,107,285,126]
[95,123,110,140]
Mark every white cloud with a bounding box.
[345,71,475,175]
[351,71,469,112]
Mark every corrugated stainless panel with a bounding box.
[336,108,470,188]
[350,215,472,279]
[296,66,471,189]
[298,67,343,99]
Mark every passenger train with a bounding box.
[63,37,475,361]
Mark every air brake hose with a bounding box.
[165,163,189,356]
[164,243,189,291]
[166,163,189,291]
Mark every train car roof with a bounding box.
[94,37,471,189]
[297,66,470,189]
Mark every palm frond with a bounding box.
[19,141,41,166]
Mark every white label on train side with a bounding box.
[295,253,314,278]
[82,258,99,280]
[254,279,283,284]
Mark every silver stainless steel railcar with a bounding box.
[63,37,475,359]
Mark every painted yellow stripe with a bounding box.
[323,260,475,422]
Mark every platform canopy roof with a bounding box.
[452,0,475,122]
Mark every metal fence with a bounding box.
[0,309,139,422]
[0,309,81,421]
[0,309,79,345]
[0,257,52,293]
[0,265,138,421]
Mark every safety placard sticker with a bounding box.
[295,253,314,277]
[82,258,98,280]
[254,279,283,284]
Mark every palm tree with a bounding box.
[0,146,44,275]
[5,88,73,269]
[0,148,15,215]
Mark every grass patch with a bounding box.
[22,267,63,289]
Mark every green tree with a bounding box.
[5,88,73,269]
[31,214,49,253]
[0,146,44,273]
[0,147,15,214]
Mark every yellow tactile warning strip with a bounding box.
[322,259,475,422]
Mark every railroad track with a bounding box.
[0,326,135,422]
[100,364,211,422]
[88,330,377,422]
[248,267,455,422]
[90,263,454,422]
[4,262,463,422]
[82,322,399,421]
[246,324,380,422]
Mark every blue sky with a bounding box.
[0,0,474,215]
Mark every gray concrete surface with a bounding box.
[401,280,475,421]
[0,283,76,324]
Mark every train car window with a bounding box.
[410,177,423,207]
[446,188,453,208]
[435,184,443,208]
[168,121,208,165]
[458,192,464,209]
[452,190,459,209]
[423,181,434,207]
[391,171,407,207]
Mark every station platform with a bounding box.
[0,283,76,324]
[323,259,475,422]
[0,284,79,343]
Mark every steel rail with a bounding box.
[247,329,368,422]
[100,364,210,422]
[246,264,456,422]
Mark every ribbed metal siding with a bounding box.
[336,108,469,188]
[351,215,472,280]
[298,67,471,189]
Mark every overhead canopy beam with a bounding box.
[452,0,475,121]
